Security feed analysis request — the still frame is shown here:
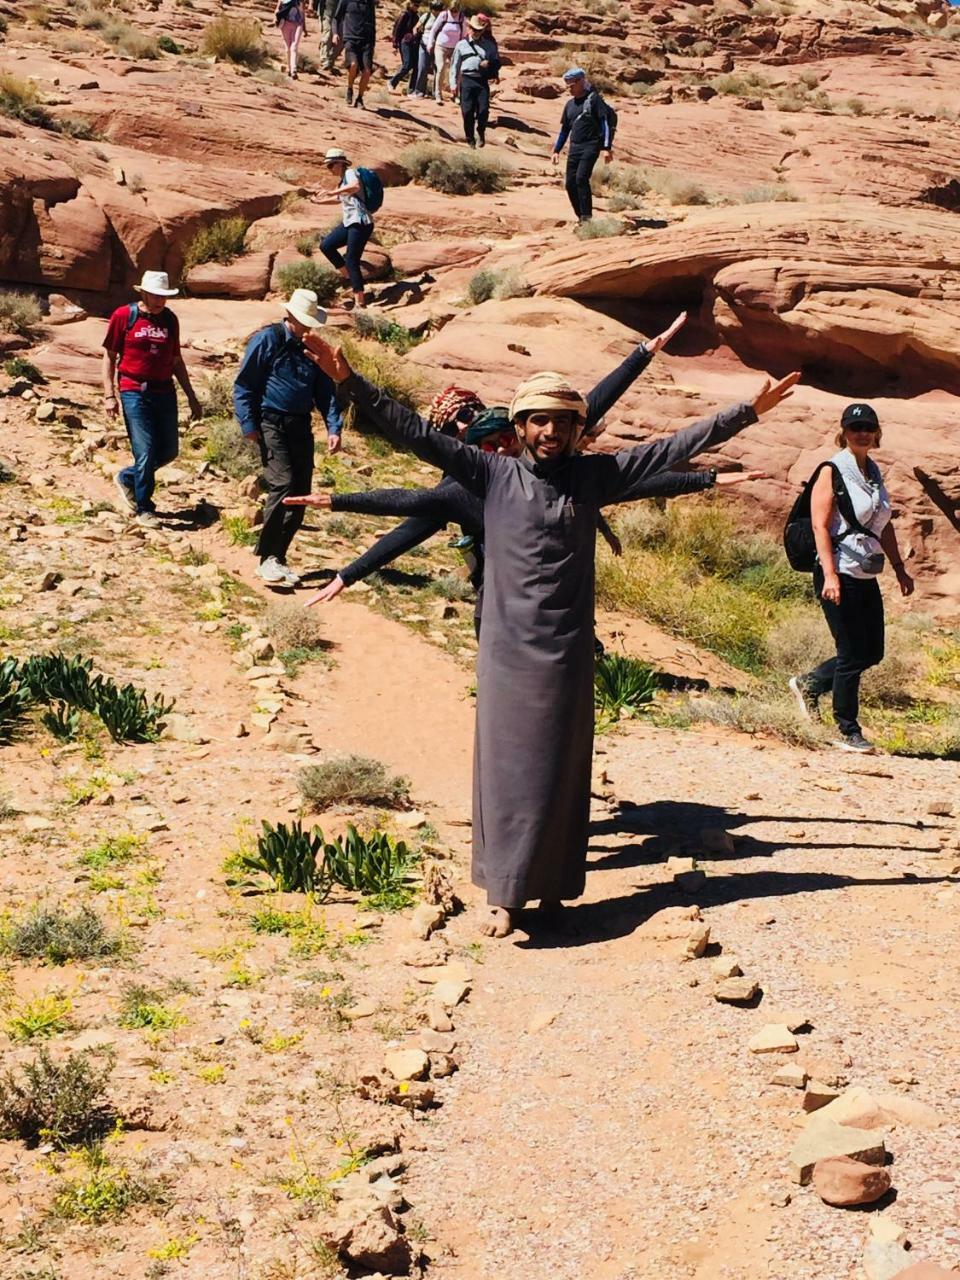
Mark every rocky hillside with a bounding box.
[1,0,959,601]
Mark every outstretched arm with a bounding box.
[598,373,800,506]
[340,515,447,587]
[331,487,458,520]
[585,312,686,430]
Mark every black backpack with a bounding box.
[783,461,876,572]
[582,89,618,146]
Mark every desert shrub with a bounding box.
[399,143,509,195]
[200,370,235,418]
[52,1146,169,1220]
[274,259,340,301]
[710,70,769,97]
[860,625,923,708]
[200,16,267,67]
[220,513,256,546]
[157,34,180,53]
[0,904,122,965]
[204,418,259,479]
[297,754,410,810]
[607,193,642,212]
[23,2,53,23]
[4,356,44,382]
[655,172,710,206]
[575,216,623,239]
[78,833,145,870]
[101,19,159,58]
[352,310,421,354]
[595,654,657,720]
[738,184,798,203]
[464,266,530,306]
[262,601,323,654]
[4,993,74,1042]
[183,217,248,270]
[0,1047,115,1147]
[683,692,823,748]
[295,233,316,257]
[56,114,102,140]
[0,289,43,335]
[595,162,650,198]
[430,572,474,601]
[117,983,184,1031]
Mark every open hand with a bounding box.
[715,470,768,486]
[303,334,352,384]
[646,312,687,356]
[282,493,333,509]
[305,574,346,606]
[752,371,801,416]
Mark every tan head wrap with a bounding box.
[509,372,589,424]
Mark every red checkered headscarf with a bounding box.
[425,385,485,436]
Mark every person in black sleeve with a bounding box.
[389,0,420,90]
[551,66,614,223]
[451,13,500,148]
[332,0,376,107]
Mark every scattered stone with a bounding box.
[58,579,84,597]
[638,904,702,941]
[420,860,461,914]
[383,1048,429,1082]
[771,1063,807,1089]
[816,1086,941,1132]
[710,955,742,980]
[684,922,711,959]
[237,473,262,500]
[418,1029,456,1053]
[249,636,275,662]
[868,1216,909,1247]
[39,570,61,590]
[164,713,210,745]
[803,1080,841,1112]
[35,402,57,422]
[322,1203,412,1274]
[813,1155,891,1207]
[789,1116,886,1185]
[410,902,446,941]
[749,1024,798,1054]
[432,978,470,1009]
[926,798,953,817]
[862,1241,912,1280]
[714,977,759,1004]
[426,1003,454,1033]
[764,1008,812,1033]
[342,999,378,1021]
[799,1055,851,1089]
[428,1052,458,1078]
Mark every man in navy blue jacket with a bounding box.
[233,289,343,586]
[551,67,614,223]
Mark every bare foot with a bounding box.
[478,906,514,938]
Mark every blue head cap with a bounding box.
[563,67,587,83]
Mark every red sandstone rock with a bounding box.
[812,1155,891,1206]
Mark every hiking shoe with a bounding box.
[788,675,820,722]
[257,556,291,585]
[354,95,365,109]
[837,732,876,754]
[136,510,160,529]
[114,471,137,513]
[278,561,301,587]
[478,134,486,148]
[346,86,353,105]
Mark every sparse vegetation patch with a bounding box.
[298,754,411,810]
[400,143,510,195]
[0,1047,115,1147]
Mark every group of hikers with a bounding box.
[102,269,915,937]
[272,0,617,220]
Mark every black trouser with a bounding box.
[460,75,489,145]
[803,567,884,737]
[256,410,314,562]
[565,143,601,221]
[389,40,418,88]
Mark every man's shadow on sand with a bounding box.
[515,799,951,950]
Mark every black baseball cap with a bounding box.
[840,403,880,430]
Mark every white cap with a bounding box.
[284,288,327,329]
[134,269,179,297]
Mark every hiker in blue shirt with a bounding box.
[233,288,343,587]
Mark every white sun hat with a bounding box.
[133,269,179,297]
[284,288,327,329]
[324,148,349,164]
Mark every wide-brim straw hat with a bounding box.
[324,148,349,165]
[468,13,491,30]
[284,288,327,329]
[134,269,178,298]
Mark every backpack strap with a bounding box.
[126,302,140,331]
[827,462,876,541]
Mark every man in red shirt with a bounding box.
[101,270,202,526]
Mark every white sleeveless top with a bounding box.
[826,448,890,579]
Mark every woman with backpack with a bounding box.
[313,148,376,311]
[788,403,914,754]
[409,0,441,97]
[425,0,466,103]
[275,0,308,78]
[451,12,499,148]
[101,270,202,528]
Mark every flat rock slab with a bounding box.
[383,1048,429,1082]
[864,1242,912,1280]
[790,1116,886,1185]
[748,1024,798,1054]
[714,977,758,1004]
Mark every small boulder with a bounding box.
[714,977,759,1004]
[770,1063,807,1089]
[789,1116,886,1185]
[862,1241,911,1280]
[710,954,742,980]
[410,902,445,941]
[749,1024,798,1054]
[891,1264,958,1278]
[699,826,735,854]
[684,922,710,959]
[813,1155,891,1207]
[803,1080,841,1112]
[383,1048,429,1082]
[869,1216,909,1247]
[323,1203,412,1274]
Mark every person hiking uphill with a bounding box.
[102,270,202,528]
[302,328,800,940]
[551,66,614,223]
[332,0,376,107]
[389,0,420,90]
[313,148,375,311]
[789,403,914,754]
[232,289,343,588]
[275,0,307,78]
[451,12,499,148]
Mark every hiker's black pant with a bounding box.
[256,410,314,563]
[321,221,373,293]
[460,75,489,145]
[804,567,884,737]
[389,40,418,88]
[565,144,601,221]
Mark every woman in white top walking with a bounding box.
[425,0,466,103]
[314,148,374,310]
[275,0,308,78]
[789,402,914,753]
